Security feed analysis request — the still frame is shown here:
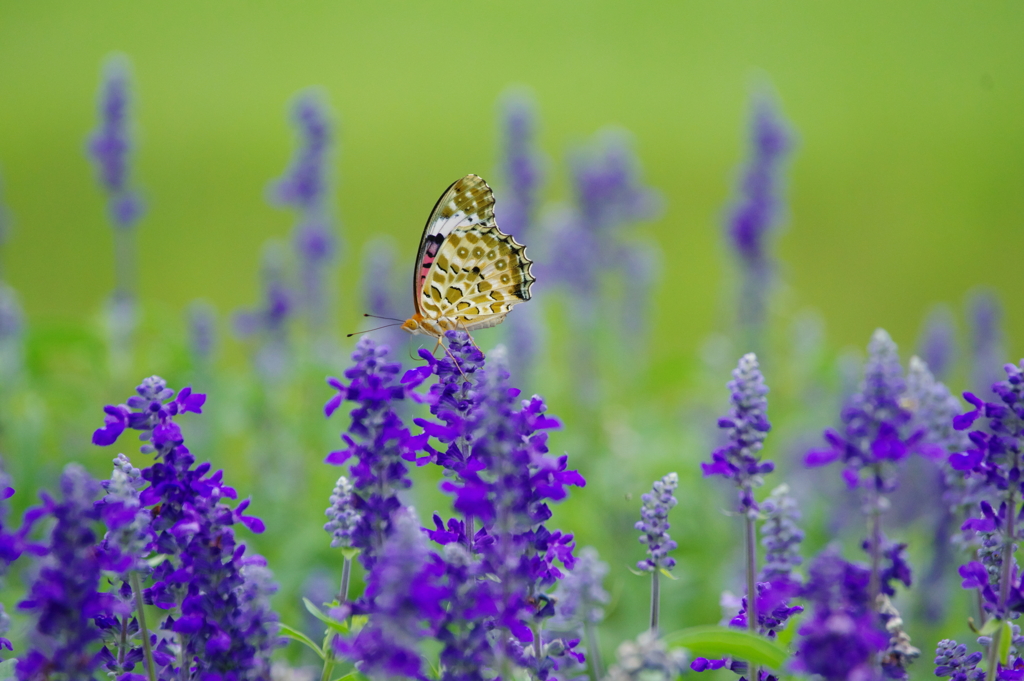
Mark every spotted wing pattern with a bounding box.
[417,179,534,330]
[414,174,496,311]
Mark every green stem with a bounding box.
[988,453,1018,676]
[649,569,661,633]
[130,571,157,681]
[339,557,352,603]
[745,509,760,681]
[584,620,604,681]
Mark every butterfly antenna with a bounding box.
[347,323,402,338]
[364,313,404,323]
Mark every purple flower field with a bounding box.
[1,49,1023,681]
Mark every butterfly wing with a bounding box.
[413,174,496,315]
[418,218,535,328]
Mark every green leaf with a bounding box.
[626,565,646,576]
[303,598,349,634]
[279,623,326,660]
[340,547,362,561]
[659,567,678,580]
[1000,620,1013,665]
[663,626,789,669]
[0,658,17,681]
[980,618,1003,637]
[332,672,371,681]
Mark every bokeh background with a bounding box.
[1,1,1023,678]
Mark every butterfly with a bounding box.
[400,174,535,341]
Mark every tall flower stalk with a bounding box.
[702,353,773,679]
[268,91,338,339]
[949,359,1024,675]
[86,55,145,370]
[635,473,678,633]
[724,92,793,351]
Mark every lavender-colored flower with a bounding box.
[234,242,295,379]
[187,300,217,365]
[16,464,122,681]
[968,290,1005,400]
[405,332,487,474]
[606,631,689,681]
[269,92,332,212]
[548,546,610,679]
[703,353,773,514]
[324,475,359,550]
[92,376,280,679]
[496,91,544,243]
[917,306,957,381]
[413,341,585,680]
[98,453,152,571]
[759,484,804,584]
[950,359,1024,620]
[496,92,545,376]
[907,357,968,455]
[268,92,337,329]
[635,473,678,573]
[546,131,662,373]
[806,329,937,491]
[341,511,445,679]
[86,56,143,230]
[934,639,984,681]
[792,549,888,681]
[726,92,793,335]
[324,338,424,569]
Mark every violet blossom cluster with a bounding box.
[396,333,586,680]
[269,92,337,328]
[806,329,936,493]
[791,549,888,681]
[324,338,424,568]
[0,468,14,652]
[16,465,123,681]
[496,92,545,377]
[86,56,143,231]
[703,352,774,515]
[725,92,792,338]
[92,375,282,680]
[949,359,1024,621]
[635,473,678,574]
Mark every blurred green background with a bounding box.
[1,0,1023,676]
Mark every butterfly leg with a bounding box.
[456,319,483,354]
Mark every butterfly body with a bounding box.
[402,174,534,340]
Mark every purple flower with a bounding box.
[324,475,360,550]
[496,92,546,376]
[805,329,933,492]
[548,546,610,679]
[233,243,295,379]
[934,639,984,681]
[759,484,804,584]
[948,360,1024,619]
[726,91,793,334]
[92,376,281,679]
[86,56,144,231]
[269,92,333,212]
[703,353,773,514]
[635,472,678,573]
[917,306,957,381]
[792,549,888,681]
[413,339,585,679]
[407,332,487,474]
[98,454,153,572]
[324,337,424,568]
[496,91,545,243]
[341,511,446,680]
[17,465,123,681]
